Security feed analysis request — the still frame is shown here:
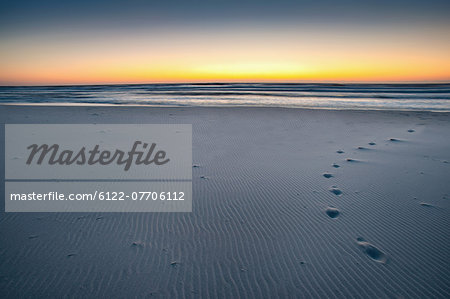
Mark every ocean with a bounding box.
[1,83,449,111]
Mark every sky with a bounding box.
[0,0,449,85]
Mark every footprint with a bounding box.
[389,138,401,142]
[200,175,208,180]
[356,237,387,264]
[407,129,415,133]
[368,142,376,146]
[329,186,342,196]
[357,146,368,150]
[323,173,333,178]
[332,163,340,168]
[326,207,340,218]
[336,150,345,154]
[192,164,200,168]
[346,158,358,162]
[419,202,433,207]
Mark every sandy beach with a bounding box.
[1,105,449,298]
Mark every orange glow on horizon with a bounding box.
[1,26,449,85]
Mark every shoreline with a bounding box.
[2,103,450,114]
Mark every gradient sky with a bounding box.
[1,0,449,85]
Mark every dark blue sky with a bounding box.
[1,0,449,36]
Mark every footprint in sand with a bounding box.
[323,173,333,178]
[419,202,433,207]
[357,146,368,150]
[336,150,345,154]
[346,158,358,162]
[326,207,340,218]
[131,241,145,247]
[332,163,340,168]
[329,186,342,196]
[356,237,387,264]
[368,142,376,146]
[408,129,415,133]
[389,138,401,142]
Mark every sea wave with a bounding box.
[1,83,449,111]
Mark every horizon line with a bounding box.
[1,80,450,88]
